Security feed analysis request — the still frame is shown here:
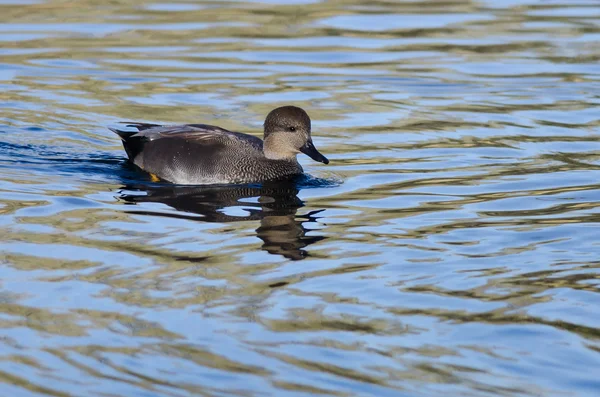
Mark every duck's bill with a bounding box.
[300,140,329,164]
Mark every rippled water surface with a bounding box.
[2,0,600,396]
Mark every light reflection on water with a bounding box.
[1,0,600,396]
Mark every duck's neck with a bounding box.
[263,135,297,161]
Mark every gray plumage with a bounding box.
[109,106,329,185]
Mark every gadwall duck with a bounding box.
[110,106,329,185]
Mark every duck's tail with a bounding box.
[109,122,161,161]
[109,122,162,140]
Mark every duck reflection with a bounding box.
[118,181,326,260]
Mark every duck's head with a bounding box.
[262,105,329,164]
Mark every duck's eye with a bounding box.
[289,126,296,132]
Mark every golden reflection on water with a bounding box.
[1,0,600,396]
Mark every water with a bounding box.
[1,0,600,396]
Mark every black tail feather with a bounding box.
[109,122,161,160]
[109,122,162,139]
[109,127,135,140]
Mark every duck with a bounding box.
[109,105,329,185]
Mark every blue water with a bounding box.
[1,0,600,396]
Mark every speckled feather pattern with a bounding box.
[112,123,304,185]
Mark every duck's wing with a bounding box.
[111,123,262,147]
[109,123,264,178]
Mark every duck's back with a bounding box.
[111,123,302,185]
